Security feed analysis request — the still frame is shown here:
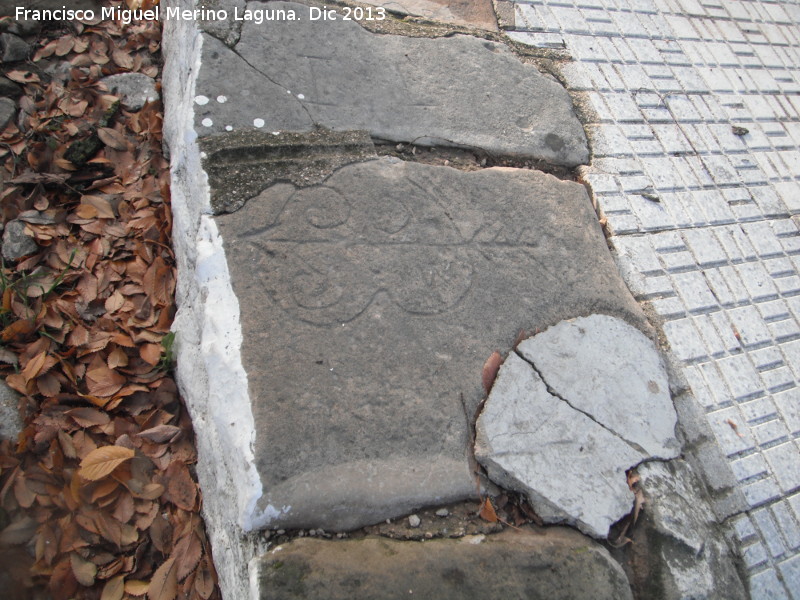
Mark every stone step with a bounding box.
[255,528,633,600]
[213,144,645,532]
[192,1,588,166]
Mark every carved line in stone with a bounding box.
[233,176,556,325]
[250,240,475,326]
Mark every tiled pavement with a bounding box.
[504,0,800,596]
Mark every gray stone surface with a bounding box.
[2,219,37,260]
[0,76,22,99]
[215,158,644,531]
[256,528,633,600]
[475,352,644,538]
[0,380,23,441]
[360,0,499,30]
[476,315,679,538]
[517,314,679,458]
[194,1,588,166]
[0,97,15,130]
[100,73,159,112]
[630,461,748,600]
[0,33,29,63]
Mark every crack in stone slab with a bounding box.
[193,2,589,164]
[227,42,319,129]
[474,352,641,538]
[475,315,681,538]
[516,315,680,459]
[515,350,648,456]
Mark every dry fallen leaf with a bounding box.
[194,556,216,600]
[79,446,135,481]
[98,127,128,151]
[70,552,97,587]
[0,13,220,600]
[478,496,498,523]
[481,351,502,394]
[125,580,150,597]
[727,418,744,438]
[101,575,126,600]
[147,557,177,600]
[164,463,197,512]
[138,424,181,444]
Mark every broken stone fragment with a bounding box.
[632,461,748,600]
[475,315,680,538]
[2,219,37,261]
[100,73,159,112]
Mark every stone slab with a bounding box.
[256,528,633,599]
[215,157,645,531]
[194,1,588,166]
[517,314,679,458]
[360,0,498,30]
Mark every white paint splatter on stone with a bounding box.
[195,95,209,105]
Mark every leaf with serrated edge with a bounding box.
[79,446,135,481]
[101,575,125,600]
[126,580,150,596]
[174,532,203,581]
[147,557,177,600]
[97,127,128,151]
[70,552,97,587]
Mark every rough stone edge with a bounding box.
[579,179,750,596]
[162,2,265,599]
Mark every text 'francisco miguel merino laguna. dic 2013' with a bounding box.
[15,5,386,24]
